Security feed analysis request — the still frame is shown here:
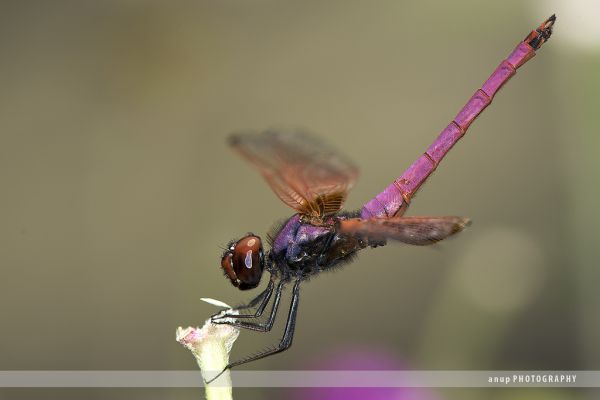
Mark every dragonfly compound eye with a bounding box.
[220,252,240,287]
[230,234,264,290]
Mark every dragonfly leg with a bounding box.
[211,280,285,332]
[211,278,275,321]
[207,279,301,384]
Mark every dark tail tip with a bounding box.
[525,14,557,50]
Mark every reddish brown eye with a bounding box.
[220,252,239,287]
[231,235,264,290]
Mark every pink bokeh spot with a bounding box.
[290,346,441,400]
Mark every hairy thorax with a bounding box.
[269,213,368,277]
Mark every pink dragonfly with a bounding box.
[208,15,555,380]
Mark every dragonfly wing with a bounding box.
[228,128,359,217]
[339,216,471,246]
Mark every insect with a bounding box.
[209,15,555,380]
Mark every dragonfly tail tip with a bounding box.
[525,14,556,50]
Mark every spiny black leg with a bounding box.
[224,279,301,370]
[211,279,275,321]
[206,279,302,384]
[231,279,274,319]
[237,279,273,309]
[212,280,284,332]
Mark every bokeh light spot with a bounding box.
[456,227,544,313]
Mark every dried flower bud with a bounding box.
[177,299,239,399]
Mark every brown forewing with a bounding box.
[339,216,471,246]
[228,129,359,219]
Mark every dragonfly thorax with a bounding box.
[269,213,367,276]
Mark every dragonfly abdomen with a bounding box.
[361,21,553,219]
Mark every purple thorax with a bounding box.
[272,214,331,262]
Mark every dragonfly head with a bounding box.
[220,234,265,290]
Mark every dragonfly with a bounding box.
[208,15,555,380]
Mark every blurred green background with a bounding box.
[1,1,599,399]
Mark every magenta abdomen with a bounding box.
[360,36,538,218]
[453,90,491,131]
[394,154,436,200]
[360,184,405,218]
[426,122,463,164]
[507,42,535,68]
[481,61,515,98]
